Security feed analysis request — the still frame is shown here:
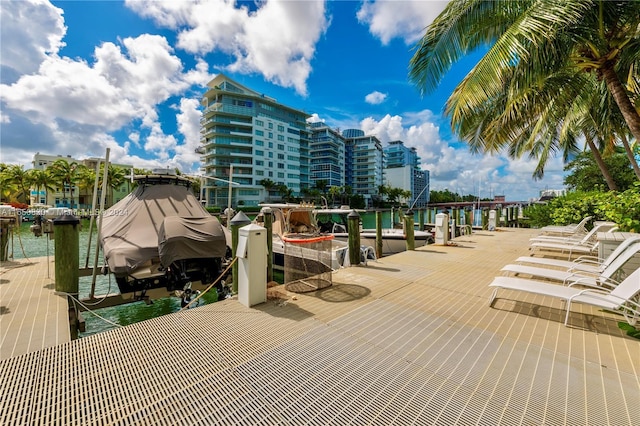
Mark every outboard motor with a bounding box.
[30,215,43,237]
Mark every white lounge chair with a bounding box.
[501,239,640,288]
[514,236,640,274]
[538,216,592,236]
[529,223,618,258]
[529,221,616,244]
[488,268,640,326]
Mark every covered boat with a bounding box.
[100,173,230,295]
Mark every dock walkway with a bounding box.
[1,228,639,425]
[0,256,69,359]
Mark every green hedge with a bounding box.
[524,184,640,232]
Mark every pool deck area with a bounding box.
[1,227,639,425]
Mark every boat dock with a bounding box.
[1,228,639,425]
[0,256,69,359]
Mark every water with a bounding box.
[7,220,218,337]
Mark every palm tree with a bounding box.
[99,165,127,206]
[0,164,17,203]
[48,159,81,208]
[259,178,276,201]
[3,164,31,204]
[328,186,342,206]
[409,0,640,178]
[27,169,55,205]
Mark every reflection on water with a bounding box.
[8,220,218,337]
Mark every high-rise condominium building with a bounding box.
[383,141,430,208]
[199,75,388,208]
[309,121,345,188]
[342,129,384,208]
[199,74,311,207]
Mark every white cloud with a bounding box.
[1,2,213,172]
[365,91,387,105]
[357,0,449,45]
[0,0,66,83]
[307,113,325,124]
[125,0,329,96]
[172,98,204,171]
[356,111,566,201]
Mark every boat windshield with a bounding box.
[315,212,349,233]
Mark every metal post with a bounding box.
[84,160,100,268]
[375,211,383,259]
[262,207,273,283]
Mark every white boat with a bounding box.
[314,207,433,256]
[255,203,353,272]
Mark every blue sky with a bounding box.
[1,0,567,201]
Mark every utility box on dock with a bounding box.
[488,210,497,231]
[237,223,267,307]
[434,213,449,245]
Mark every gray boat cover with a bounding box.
[158,216,227,266]
[100,182,227,275]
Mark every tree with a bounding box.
[277,184,294,202]
[409,0,640,179]
[328,186,342,206]
[48,159,82,208]
[99,165,127,206]
[564,151,636,192]
[0,164,18,203]
[27,169,55,205]
[259,178,276,201]
[3,164,31,204]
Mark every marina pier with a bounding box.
[1,228,638,425]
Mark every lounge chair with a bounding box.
[501,238,640,288]
[488,267,640,326]
[538,216,592,236]
[529,222,618,258]
[514,236,640,274]
[529,221,616,244]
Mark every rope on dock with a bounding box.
[61,292,124,328]
[180,257,237,311]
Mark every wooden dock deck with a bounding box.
[0,256,69,359]
[1,228,638,425]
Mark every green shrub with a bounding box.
[525,185,640,232]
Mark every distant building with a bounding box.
[342,129,384,208]
[539,189,566,201]
[382,141,430,208]
[309,122,345,188]
[199,74,311,207]
[31,153,133,208]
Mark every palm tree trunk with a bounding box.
[585,134,617,190]
[619,133,640,181]
[601,65,640,179]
